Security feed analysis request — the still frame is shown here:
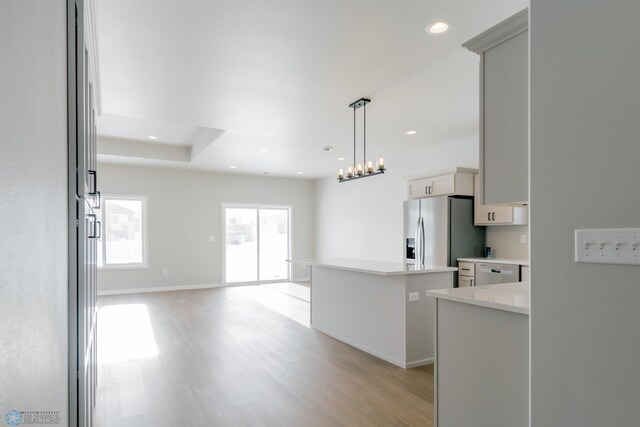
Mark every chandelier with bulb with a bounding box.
[338,98,386,182]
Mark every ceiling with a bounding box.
[96,0,528,178]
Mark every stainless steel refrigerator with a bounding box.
[404,196,486,286]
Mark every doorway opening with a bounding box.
[223,205,291,284]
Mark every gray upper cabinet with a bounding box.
[464,9,528,206]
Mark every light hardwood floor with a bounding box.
[95,285,434,427]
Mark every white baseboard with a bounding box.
[98,283,224,296]
[311,324,410,369]
[292,276,311,283]
[311,324,434,369]
[406,358,434,368]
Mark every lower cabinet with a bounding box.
[458,259,528,287]
[458,261,475,287]
[433,298,529,427]
[459,276,474,287]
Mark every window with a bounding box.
[97,195,147,269]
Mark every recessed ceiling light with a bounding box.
[427,20,450,35]
[296,171,304,175]
[259,148,269,152]
[148,135,158,140]
[406,130,417,135]
[337,157,345,161]
[230,166,238,169]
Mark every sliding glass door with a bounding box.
[224,205,290,284]
[224,208,259,283]
[258,209,290,281]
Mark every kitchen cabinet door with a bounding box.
[476,204,526,225]
[464,9,529,206]
[489,206,514,224]
[406,169,474,200]
[459,276,474,288]
[482,30,528,205]
[477,205,529,226]
[430,174,456,197]
[408,177,433,199]
[408,175,455,198]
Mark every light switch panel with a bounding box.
[575,228,640,265]
[408,292,419,302]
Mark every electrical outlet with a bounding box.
[408,292,419,302]
[520,234,527,244]
[575,228,640,265]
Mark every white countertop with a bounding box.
[427,282,529,315]
[287,258,457,276]
[457,257,529,266]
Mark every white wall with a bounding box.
[97,164,315,293]
[0,1,68,424]
[315,137,479,262]
[530,1,640,425]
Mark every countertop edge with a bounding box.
[287,259,457,276]
[427,284,529,315]
[457,257,529,266]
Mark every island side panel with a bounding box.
[435,299,528,427]
[311,266,407,367]
[405,272,453,367]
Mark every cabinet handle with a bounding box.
[88,170,97,195]
[425,186,429,194]
[488,212,491,221]
[95,191,101,209]
[461,268,470,271]
[96,221,101,239]
[87,213,97,238]
[492,212,496,221]
[470,279,474,286]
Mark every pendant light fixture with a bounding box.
[338,98,386,182]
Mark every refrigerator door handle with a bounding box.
[420,217,425,265]
[415,216,425,266]
[414,218,419,265]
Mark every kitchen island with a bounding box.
[427,283,529,427]
[288,258,456,368]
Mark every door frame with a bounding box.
[221,203,292,286]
